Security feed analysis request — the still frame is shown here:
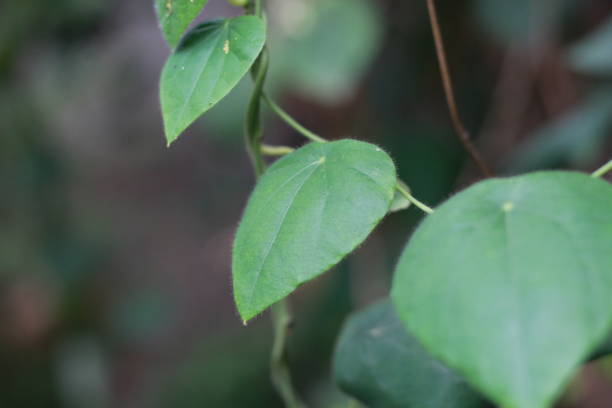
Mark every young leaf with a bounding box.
[333,299,487,408]
[392,171,612,408]
[233,140,397,322]
[154,0,209,49]
[160,16,266,145]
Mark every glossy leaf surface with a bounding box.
[333,300,487,408]
[154,0,208,49]
[392,171,612,408]
[233,140,396,322]
[160,16,265,144]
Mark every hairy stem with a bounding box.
[592,159,612,179]
[425,0,494,177]
[271,301,306,408]
[262,93,327,143]
[244,49,269,175]
[396,182,434,214]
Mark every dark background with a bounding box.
[1,0,612,407]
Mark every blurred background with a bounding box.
[1,0,612,407]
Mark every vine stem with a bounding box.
[425,0,494,177]
[262,93,327,143]
[271,301,306,408]
[592,159,612,178]
[396,182,434,214]
[244,5,305,405]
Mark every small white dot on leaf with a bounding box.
[502,202,514,212]
[223,40,230,54]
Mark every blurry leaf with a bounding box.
[154,0,208,49]
[333,299,487,408]
[233,140,396,322]
[473,0,574,45]
[389,180,411,213]
[392,171,612,408]
[160,16,266,145]
[507,88,612,173]
[270,0,382,104]
[55,337,110,408]
[568,15,612,76]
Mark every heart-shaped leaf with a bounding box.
[233,140,397,322]
[154,0,209,49]
[392,171,612,408]
[160,16,266,145]
[333,299,487,408]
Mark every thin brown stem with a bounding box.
[425,0,494,177]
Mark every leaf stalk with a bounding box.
[592,159,612,179]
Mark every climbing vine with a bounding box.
[154,1,612,407]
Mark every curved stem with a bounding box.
[271,301,306,408]
[262,93,327,143]
[425,0,494,177]
[243,8,306,405]
[592,159,612,179]
[245,49,269,176]
[396,182,434,214]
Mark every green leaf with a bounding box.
[154,0,209,49]
[568,14,612,76]
[333,299,487,408]
[160,16,266,145]
[392,171,612,408]
[233,140,397,322]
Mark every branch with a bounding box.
[425,0,494,177]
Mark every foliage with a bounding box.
[152,0,612,407]
[333,300,486,408]
[160,16,266,144]
[392,172,612,408]
[2,0,611,407]
[233,140,396,322]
